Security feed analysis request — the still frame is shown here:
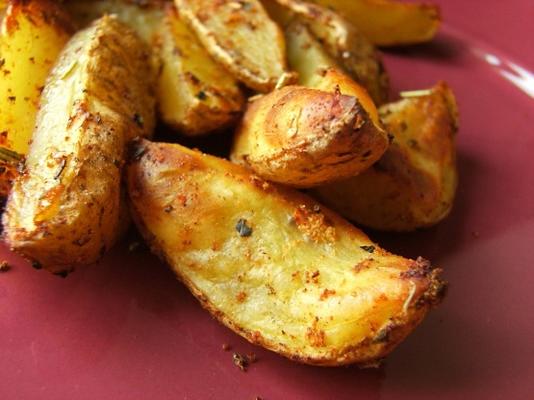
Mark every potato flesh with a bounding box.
[231,85,388,188]
[285,22,380,124]
[3,16,155,273]
[127,140,445,365]
[175,0,288,92]
[313,83,458,231]
[285,21,339,88]
[157,7,245,135]
[0,0,72,155]
[267,0,388,104]
[310,0,440,46]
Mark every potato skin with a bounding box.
[231,85,388,188]
[313,82,458,232]
[127,139,446,366]
[310,0,441,46]
[0,0,73,197]
[2,16,156,274]
[175,0,288,92]
[266,0,389,104]
[156,6,245,135]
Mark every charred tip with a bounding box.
[401,257,434,279]
[418,269,448,308]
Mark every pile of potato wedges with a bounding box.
[0,0,456,366]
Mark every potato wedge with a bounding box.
[310,0,441,46]
[175,0,288,92]
[0,0,73,197]
[2,16,156,274]
[264,0,388,104]
[156,6,245,135]
[313,82,458,232]
[285,22,380,124]
[127,139,446,366]
[231,85,388,188]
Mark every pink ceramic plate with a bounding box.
[1,1,533,399]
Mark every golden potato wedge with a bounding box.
[2,16,156,274]
[65,0,164,43]
[231,85,388,188]
[264,0,388,104]
[313,82,458,232]
[310,0,441,46]
[285,22,380,124]
[175,0,288,92]
[127,139,446,366]
[0,0,73,198]
[156,6,245,135]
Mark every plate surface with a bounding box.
[1,1,533,399]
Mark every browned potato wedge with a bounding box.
[127,139,446,366]
[156,6,245,135]
[264,0,388,104]
[310,0,441,46]
[0,0,73,197]
[313,82,458,232]
[231,85,388,188]
[2,16,156,274]
[175,0,288,92]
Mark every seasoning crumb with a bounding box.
[31,261,42,270]
[236,219,253,237]
[0,261,11,272]
[232,352,248,371]
[360,245,375,253]
[222,343,232,351]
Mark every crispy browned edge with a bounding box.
[4,0,75,35]
[126,139,447,366]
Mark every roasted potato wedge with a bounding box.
[231,85,388,188]
[0,0,73,197]
[313,82,458,232]
[127,139,446,366]
[3,16,156,274]
[310,0,441,46]
[264,0,388,104]
[175,0,288,92]
[156,6,245,135]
